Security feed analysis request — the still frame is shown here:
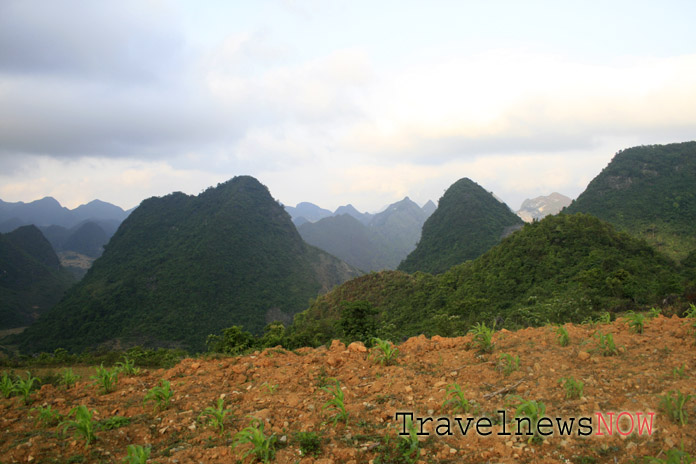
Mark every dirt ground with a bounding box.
[1,314,695,463]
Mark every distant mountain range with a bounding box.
[565,141,696,260]
[16,176,361,353]
[0,225,75,329]
[398,178,524,274]
[295,197,433,271]
[516,192,572,222]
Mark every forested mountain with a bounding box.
[565,142,696,260]
[517,192,571,222]
[398,178,524,274]
[289,214,686,346]
[16,176,360,353]
[298,197,431,271]
[0,225,75,329]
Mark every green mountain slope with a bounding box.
[398,178,524,274]
[289,214,685,345]
[565,141,696,260]
[0,225,75,329]
[17,177,360,353]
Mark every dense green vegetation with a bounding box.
[398,177,523,274]
[0,225,75,329]
[289,214,688,346]
[14,177,360,353]
[565,141,696,260]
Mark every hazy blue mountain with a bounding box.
[285,202,332,224]
[422,200,437,217]
[334,204,374,224]
[517,192,572,222]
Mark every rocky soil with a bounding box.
[1,315,695,463]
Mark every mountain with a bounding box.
[516,192,572,222]
[422,200,437,217]
[0,225,75,329]
[564,142,696,260]
[0,197,129,232]
[298,215,391,272]
[284,202,332,225]
[333,204,373,224]
[298,197,430,271]
[289,213,686,345]
[16,176,360,353]
[398,178,524,274]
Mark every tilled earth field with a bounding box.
[1,315,695,463]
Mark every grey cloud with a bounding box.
[0,0,184,83]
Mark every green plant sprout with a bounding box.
[371,338,399,366]
[469,322,495,353]
[121,445,151,464]
[13,371,39,405]
[556,326,570,347]
[441,382,474,414]
[593,330,619,356]
[60,405,97,446]
[511,396,547,444]
[31,404,63,427]
[199,397,232,434]
[60,368,80,389]
[559,377,584,399]
[144,379,174,411]
[322,378,349,424]
[115,357,141,376]
[498,353,520,376]
[659,391,693,426]
[0,371,14,398]
[625,311,646,334]
[232,418,277,463]
[91,364,118,394]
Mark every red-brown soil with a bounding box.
[1,315,694,463]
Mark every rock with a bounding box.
[330,340,346,351]
[347,341,367,353]
[578,351,591,360]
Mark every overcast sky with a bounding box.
[1,0,695,213]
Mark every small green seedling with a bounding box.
[673,364,687,379]
[442,382,474,414]
[371,338,399,366]
[199,397,232,434]
[13,371,39,405]
[91,364,118,394]
[397,414,420,464]
[261,382,277,394]
[144,379,174,411]
[322,378,348,424]
[233,418,277,463]
[0,371,15,398]
[295,431,322,457]
[556,326,570,347]
[115,357,141,376]
[60,368,80,389]
[511,396,547,444]
[646,444,694,463]
[469,322,495,353]
[559,377,584,399]
[625,311,646,334]
[99,415,131,430]
[122,444,151,464]
[61,405,97,446]
[31,405,63,427]
[659,391,693,426]
[648,307,661,319]
[593,330,619,356]
[498,353,520,376]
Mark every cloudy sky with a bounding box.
[1,0,695,213]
